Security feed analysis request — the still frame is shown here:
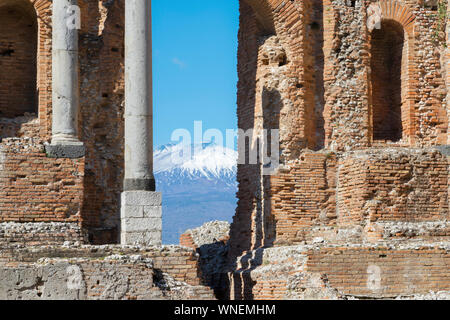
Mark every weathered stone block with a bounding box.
[121,231,162,247]
[143,206,162,218]
[120,191,162,246]
[45,143,85,159]
[121,205,144,219]
[121,217,162,233]
[121,191,162,206]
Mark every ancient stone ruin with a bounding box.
[0,0,449,300]
[225,0,450,299]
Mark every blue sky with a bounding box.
[153,0,239,147]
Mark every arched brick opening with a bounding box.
[370,19,404,142]
[368,0,416,145]
[243,0,275,34]
[0,0,38,118]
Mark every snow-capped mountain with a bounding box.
[154,142,238,244]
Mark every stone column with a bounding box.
[46,0,85,158]
[121,0,162,246]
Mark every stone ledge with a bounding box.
[45,143,85,159]
[121,231,162,247]
[434,145,450,156]
[0,253,214,300]
[230,243,450,300]
[0,222,87,246]
[0,244,214,300]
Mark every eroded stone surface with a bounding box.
[0,245,215,300]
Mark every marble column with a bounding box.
[121,0,162,246]
[46,0,84,158]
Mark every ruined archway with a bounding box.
[370,19,404,142]
[369,0,416,144]
[0,0,38,118]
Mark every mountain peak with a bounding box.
[154,142,237,179]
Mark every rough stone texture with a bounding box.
[0,222,87,246]
[0,115,40,140]
[180,221,231,299]
[0,245,215,300]
[0,255,214,300]
[180,221,230,249]
[45,143,86,159]
[229,242,450,300]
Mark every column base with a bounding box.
[45,141,85,159]
[121,191,162,246]
[124,178,156,191]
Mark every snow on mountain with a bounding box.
[154,142,237,178]
[154,142,238,244]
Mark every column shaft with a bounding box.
[47,0,84,158]
[122,0,162,247]
[124,0,155,191]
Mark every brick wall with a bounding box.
[230,147,448,253]
[0,0,126,244]
[0,253,215,300]
[307,246,450,297]
[230,0,450,260]
[229,244,450,300]
[0,245,209,288]
[180,232,196,249]
[0,139,84,224]
[230,0,317,259]
[78,0,125,243]
[0,2,37,118]
[338,148,449,226]
[268,153,337,245]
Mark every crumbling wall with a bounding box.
[268,152,337,245]
[0,253,214,300]
[78,0,126,244]
[0,139,85,226]
[180,221,230,249]
[0,245,205,287]
[0,116,40,140]
[0,245,216,300]
[229,1,450,300]
[229,246,341,300]
[323,0,371,150]
[0,0,126,244]
[230,0,317,260]
[231,0,450,257]
[229,243,450,300]
[180,221,231,299]
[337,148,449,227]
[0,222,87,247]
[307,245,450,298]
